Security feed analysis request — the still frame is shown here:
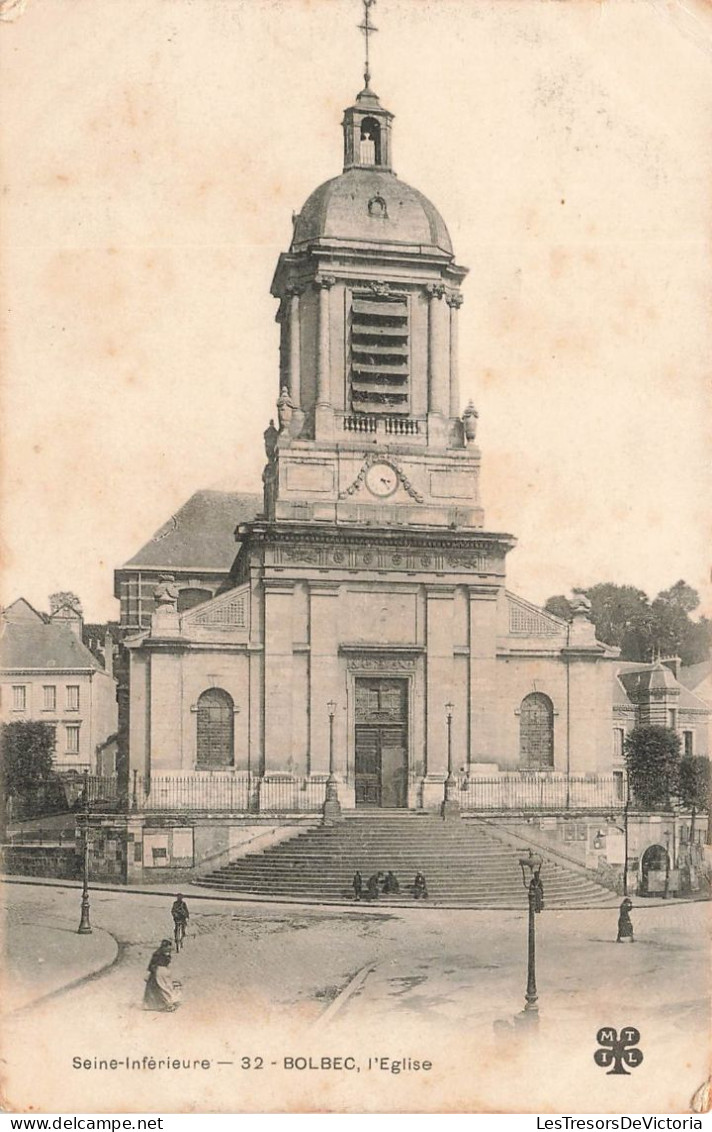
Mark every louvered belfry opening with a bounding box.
[350,293,409,415]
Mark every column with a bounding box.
[468,585,499,767]
[308,583,340,775]
[448,292,463,418]
[315,274,335,406]
[424,587,454,808]
[286,285,302,409]
[427,283,449,416]
[315,275,335,441]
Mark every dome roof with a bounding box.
[291,168,453,256]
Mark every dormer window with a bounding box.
[360,117,381,165]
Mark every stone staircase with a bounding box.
[197,812,616,908]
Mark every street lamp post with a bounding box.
[518,850,544,1020]
[441,701,460,820]
[77,769,92,935]
[322,699,342,824]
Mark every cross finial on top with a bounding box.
[358,0,378,89]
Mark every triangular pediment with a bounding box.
[506,592,568,638]
[181,583,250,636]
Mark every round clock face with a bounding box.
[366,462,399,498]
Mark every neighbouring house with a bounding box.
[0,597,118,774]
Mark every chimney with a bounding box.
[104,630,114,677]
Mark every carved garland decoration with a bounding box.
[339,453,424,503]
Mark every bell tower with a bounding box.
[260,4,492,533]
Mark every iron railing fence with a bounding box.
[133,773,329,812]
[18,771,627,815]
[257,775,329,813]
[458,773,624,812]
[138,772,252,812]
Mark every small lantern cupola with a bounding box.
[343,0,394,172]
[342,87,394,172]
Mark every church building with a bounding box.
[119,69,636,825]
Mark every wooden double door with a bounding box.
[354,678,408,808]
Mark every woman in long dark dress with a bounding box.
[616,898,634,942]
[143,940,181,1010]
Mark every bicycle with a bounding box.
[173,918,187,952]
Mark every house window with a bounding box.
[683,730,694,758]
[66,685,80,712]
[668,708,677,731]
[350,294,409,416]
[43,685,57,712]
[196,688,234,768]
[519,693,554,769]
[613,727,625,759]
[65,724,80,754]
[12,685,26,712]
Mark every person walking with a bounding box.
[171,894,189,950]
[617,897,635,942]
[352,870,363,901]
[143,940,181,1011]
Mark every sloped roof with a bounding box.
[2,598,46,624]
[679,659,711,692]
[120,490,262,571]
[614,661,710,711]
[0,618,104,672]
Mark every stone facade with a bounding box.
[118,79,708,829]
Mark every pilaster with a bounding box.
[427,283,450,419]
[448,292,463,418]
[425,586,455,776]
[286,284,303,426]
[308,583,340,774]
[149,651,184,771]
[264,581,295,773]
[468,584,499,767]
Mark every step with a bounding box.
[197,814,612,908]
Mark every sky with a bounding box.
[1,0,711,622]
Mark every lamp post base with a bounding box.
[441,774,460,819]
[322,776,343,824]
[77,896,92,935]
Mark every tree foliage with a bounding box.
[544,579,711,664]
[49,591,82,615]
[677,756,710,814]
[624,726,680,810]
[0,721,56,798]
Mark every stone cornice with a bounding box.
[241,520,515,556]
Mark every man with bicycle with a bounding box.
[171,894,189,950]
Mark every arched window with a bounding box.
[196,688,234,768]
[519,693,554,769]
[360,117,381,165]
